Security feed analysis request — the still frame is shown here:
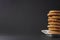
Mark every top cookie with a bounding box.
[49,10,60,13]
[47,10,60,16]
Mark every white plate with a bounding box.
[41,30,49,34]
[41,30,60,34]
[41,30,60,38]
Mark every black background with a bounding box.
[0,0,60,40]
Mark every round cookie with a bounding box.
[48,18,60,22]
[48,22,60,25]
[47,13,60,16]
[48,30,60,34]
[48,27,60,30]
[49,10,60,13]
[47,25,60,27]
[47,10,60,16]
[48,16,60,19]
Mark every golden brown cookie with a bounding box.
[48,18,60,22]
[47,25,60,27]
[48,30,60,34]
[47,10,60,16]
[47,13,60,16]
[48,22,60,25]
[49,10,60,13]
[48,16,60,19]
[48,27,60,30]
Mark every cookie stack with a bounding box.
[47,10,60,34]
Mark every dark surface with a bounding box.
[0,33,60,40]
[46,34,60,38]
[0,0,60,40]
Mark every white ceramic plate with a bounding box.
[41,30,49,34]
[41,30,60,38]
